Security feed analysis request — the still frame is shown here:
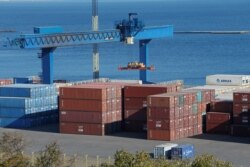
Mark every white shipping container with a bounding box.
[206,74,250,86]
[154,143,178,159]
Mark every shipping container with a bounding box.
[233,91,250,103]
[124,85,169,98]
[0,84,56,98]
[59,99,108,112]
[206,112,231,124]
[210,100,233,113]
[147,119,175,130]
[60,86,110,100]
[206,74,250,86]
[60,110,110,124]
[124,97,147,109]
[123,120,147,132]
[147,93,178,108]
[60,122,121,136]
[171,144,195,160]
[124,109,147,121]
[206,123,231,134]
[233,113,250,125]
[147,129,175,141]
[147,107,175,120]
[233,103,250,114]
[231,125,250,137]
[154,143,178,159]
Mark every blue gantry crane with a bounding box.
[5,13,173,84]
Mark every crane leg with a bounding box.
[93,43,99,79]
[41,47,56,84]
[139,39,151,83]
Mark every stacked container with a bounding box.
[147,89,214,141]
[123,84,179,132]
[0,84,58,128]
[206,100,233,134]
[59,84,122,136]
[231,90,250,137]
[206,112,231,134]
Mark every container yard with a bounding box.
[0,0,250,166]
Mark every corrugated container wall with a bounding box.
[0,84,58,128]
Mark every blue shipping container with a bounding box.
[171,144,195,160]
[0,84,57,98]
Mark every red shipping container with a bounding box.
[234,91,250,103]
[124,97,147,109]
[124,108,147,121]
[206,123,230,135]
[206,112,231,124]
[147,93,178,108]
[233,114,250,125]
[147,107,175,120]
[147,119,174,130]
[60,122,105,136]
[124,120,147,132]
[60,99,108,112]
[231,125,250,137]
[60,110,109,123]
[60,85,110,100]
[233,103,250,114]
[210,100,233,113]
[147,129,175,141]
[124,85,169,98]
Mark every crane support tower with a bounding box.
[3,13,173,84]
[92,0,99,79]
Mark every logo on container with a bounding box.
[216,79,231,83]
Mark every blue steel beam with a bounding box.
[139,39,151,83]
[41,48,55,84]
[13,25,173,49]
